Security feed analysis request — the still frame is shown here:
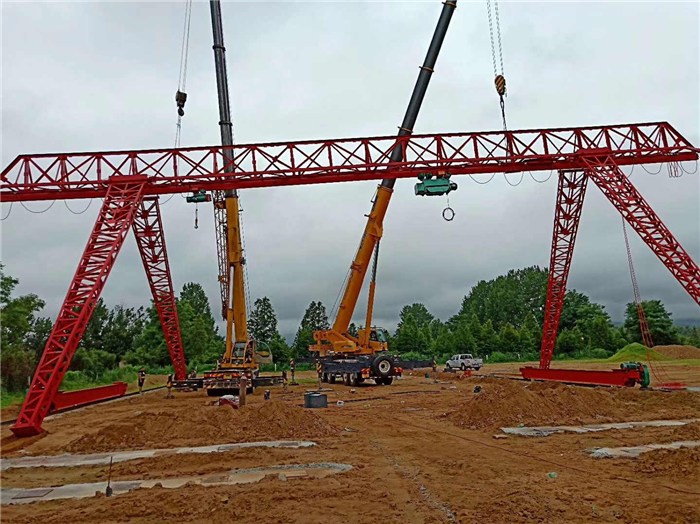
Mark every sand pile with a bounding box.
[654,345,700,360]
[636,447,700,480]
[444,378,700,430]
[66,400,339,453]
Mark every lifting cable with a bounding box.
[486,0,507,131]
[621,217,671,384]
[170,0,193,208]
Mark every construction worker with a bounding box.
[137,368,146,394]
[166,373,174,399]
[289,358,296,384]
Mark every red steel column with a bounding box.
[132,197,188,380]
[539,171,588,368]
[584,156,700,306]
[11,178,147,437]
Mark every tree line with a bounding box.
[2,264,698,394]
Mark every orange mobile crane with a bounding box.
[310,0,457,386]
[200,0,281,395]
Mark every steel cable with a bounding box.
[1,202,13,221]
[64,199,92,215]
[503,172,523,187]
[20,200,56,214]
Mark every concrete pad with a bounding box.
[501,419,699,437]
[1,463,353,505]
[588,440,700,458]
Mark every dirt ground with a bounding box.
[1,361,699,523]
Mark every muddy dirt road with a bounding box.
[2,364,699,523]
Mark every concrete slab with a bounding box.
[0,463,353,505]
[588,440,700,458]
[0,440,316,471]
[501,419,699,437]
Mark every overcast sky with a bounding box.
[1,1,699,341]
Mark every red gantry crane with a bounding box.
[3,4,699,437]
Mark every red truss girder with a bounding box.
[1,122,696,202]
[584,155,700,305]
[11,178,148,437]
[132,197,188,380]
[540,171,588,368]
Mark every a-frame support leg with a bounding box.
[539,171,588,369]
[585,155,700,305]
[132,197,188,380]
[11,179,147,437]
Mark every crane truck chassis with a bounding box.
[317,353,404,386]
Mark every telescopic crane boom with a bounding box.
[203,0,260,395]
[311,0,457,384]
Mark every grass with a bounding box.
[0,390,27,409]
[1,368,140,410]
[606,343,668,363]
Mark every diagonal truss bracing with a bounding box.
[2,122,696,202]
[584,155,700,305]
[11,178,148,437]
[539,171,588,368]
[132,197,188,380]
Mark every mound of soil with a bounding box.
[444,378,700,430]
[654,345,700,360]
[66,400,339,453]
[636,447,700,481]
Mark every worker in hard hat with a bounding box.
[138,368,146,394]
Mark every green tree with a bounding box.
[0,265,46,391]
[291,301,330,359]
[248,297,279,345]
[623,300,680,346]
[80,298,109,352]
[102,306,145,361]
[396,303,434,332]
[126,282,222,368]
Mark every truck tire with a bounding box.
[372,355,394,378]
[344,373,351,386]
[446,363,451,370]
[349,373,358,387]
[321,372,328,383]
[329,374,336,384]
[384,377,393,386]
[460,363,466,371]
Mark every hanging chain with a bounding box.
[487,0,508,130]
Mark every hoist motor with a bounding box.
[414,172,458,196]
[186,190,211,203]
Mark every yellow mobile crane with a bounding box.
[311,0,457,386]
[201,0,280,396]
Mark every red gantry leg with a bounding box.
[11,178,147,437]
[539,170,589,369]
[584,155,700,305]
[132,197,188,380]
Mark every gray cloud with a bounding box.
[2,1,699,342]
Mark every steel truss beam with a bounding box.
[2,122,696,202]
[132,197,188,380]
[11,178,148,437]
[584,155,700,305]
[540,171,588,368]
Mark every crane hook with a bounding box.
[442,196,455,222]
[194,204,199,229]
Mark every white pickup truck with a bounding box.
[445,353,483,371]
